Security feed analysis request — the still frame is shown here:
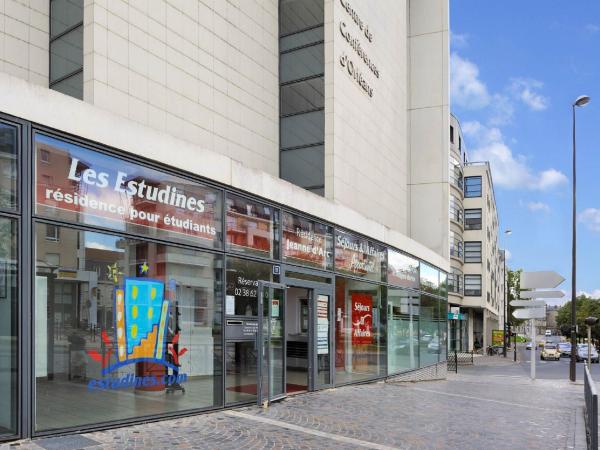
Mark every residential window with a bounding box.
[459,136,462,151]
[279,0,325,196]
[464,275,482,296]
[449,158,463,190]
[45,224,59,241]
[448,269,463,295]
[449,195,463,224]
[464,209,482,230]
[464,176,482,198]
[464,241,482,263]
[449,231,463,260]
[450,125,454,143]
[49,0,84,99]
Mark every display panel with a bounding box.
[35,133,222,249]
[225,194,279,259]
[334,230,386,282]
[334,277,385,384]
[282,211,333,270]
[34,223,223,431]
[225,257,277,317]
[387,250,419,289]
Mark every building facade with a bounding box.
[447,114,504,351]
[0,0,451,442]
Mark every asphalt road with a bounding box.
[502,342,591,380]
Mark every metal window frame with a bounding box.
[0,108,452,441]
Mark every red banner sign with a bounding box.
[351,293,373,345]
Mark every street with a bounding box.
[4,355,586,450]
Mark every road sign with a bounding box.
[513,308,546,319]
[520,290,564,299]
[510,299,546,307]
[520,271,565,289]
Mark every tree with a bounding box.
[506,269,525,327]
[556,295,600,339]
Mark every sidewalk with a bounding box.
[4,359,586,450]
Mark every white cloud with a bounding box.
[450,31,469,49]
[527,201,550,213]
[450,52,491,109]
[509,78,549,111]
[488,94,515,126]
[578,208,600,232]
[585,24,600,34]
[86,241,117,251]
[578,289,600,299]
[463,121,568,190]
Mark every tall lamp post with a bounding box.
[570,95,591,382]
[503,230,512,358]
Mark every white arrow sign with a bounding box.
[520,271,565,289]
[513,308,546,319]
[520,290,564,299]
[510,300,546,307]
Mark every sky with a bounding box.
[450,2,600,305]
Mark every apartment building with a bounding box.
[447,114,505,351]
[0,0,451,442]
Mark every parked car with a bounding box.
[577,344,599,363]
[557,342,571,357]
[526,342,536,350]
[427,337,441,353]
[545,329,552,336]
[540,343,560,361]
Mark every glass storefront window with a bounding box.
[34,133,223,249]
[225,194,279,260]
[419,295,440,367]
[34,223,223,431]
[282,211,333,270]
[0,124,18,210]
[225,257,277,317]
[334,230,386,282]
[0,218,17,436]
[387,288,419,373]
[334,277,386,383]
[420,263,439,295]
[387,250,419,289]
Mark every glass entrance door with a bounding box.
[257,282,286,405]
[313,289,332,389]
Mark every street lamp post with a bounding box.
[503,230,512,358]
[570,95,590,382]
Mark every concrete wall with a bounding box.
[407,0,449,259]
[0,0,48,86]
[0,73,450,272]
[83,0,279,175]
[326,0,408,234]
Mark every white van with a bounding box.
[545,330,552,336]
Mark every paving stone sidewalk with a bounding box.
[3,360,586,450]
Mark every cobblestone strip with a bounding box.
[225,410,399,450]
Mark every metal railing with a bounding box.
[447,350,474,373]
[584,364,598,449]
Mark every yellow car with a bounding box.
[541,343,560,361]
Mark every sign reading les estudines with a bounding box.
[35,134,221,246]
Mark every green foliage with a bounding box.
[556,295,600,339]
[507,269,525,327]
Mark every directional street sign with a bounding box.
[520,290,564,299]
[513,308,546,319]
[520,271,565,289]
[510,300,546,308]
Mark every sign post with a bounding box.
[514,271,565,381]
